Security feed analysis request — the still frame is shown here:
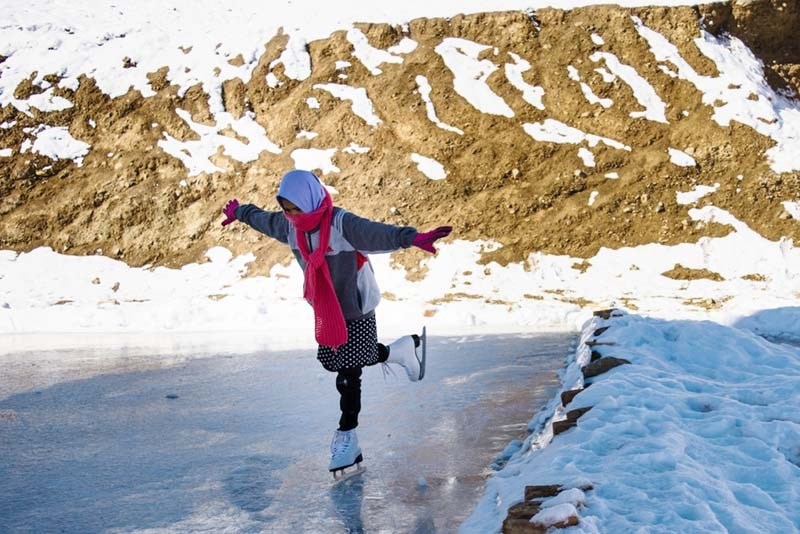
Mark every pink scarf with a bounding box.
[284,192,348,349]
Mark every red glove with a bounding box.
[412,226,453,254]
[221,199,239,226]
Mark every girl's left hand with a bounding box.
[412,226,453,254]
[221,199,239,226]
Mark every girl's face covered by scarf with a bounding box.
[278,169,331,232]
[276,169,326,213]
[278,197,303,215]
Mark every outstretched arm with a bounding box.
[340,211,417,253]
[341,211,452,254]
[221,199,290,244]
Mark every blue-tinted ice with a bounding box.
[0,333,572,533]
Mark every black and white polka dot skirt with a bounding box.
[317,314,379,372]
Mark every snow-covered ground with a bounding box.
[4,205,800,352]
[463,311,800,533]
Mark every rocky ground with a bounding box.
[0,0,798,275]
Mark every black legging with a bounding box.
[336,344,389,431]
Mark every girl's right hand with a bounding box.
[221,199,240,226]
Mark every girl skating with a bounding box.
[221,169,451,476]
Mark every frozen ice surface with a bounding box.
[0,332,571,533]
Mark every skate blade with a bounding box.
[331,463,366,482]
[330,454,365,481]
[419,326,426,380]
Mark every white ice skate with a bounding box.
[329,429,363,478]
[386,327,426,382]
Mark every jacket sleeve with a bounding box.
[235,204,290,244]
[340,211,418,253]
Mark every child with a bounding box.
[221,169,452,473]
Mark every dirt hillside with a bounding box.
[0,0,798,275]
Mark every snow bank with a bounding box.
[463,311,800,533]
[0,241,589,354]
[5,207,800,352]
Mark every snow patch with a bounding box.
[158,110,281,176]
[313,84,381,126]
[290,148,340,174]
[26,89,73,112]
[269,34,311,81]
[523,119,631,151]
[569,66,613,108]
[530,504,578,527]
[633,16,800,172]
[676,183,719,205]
[266,73,282,88]
[21,125,90,166]
[435,38,514,118]
[541,488,586,508]
[410,153,447,180]
[346,27,406,75]
[781,201,800,220]
[594,67,617,83]
[505,53,545,110]
[668,147,696,167]
[578,147,596,167]
[342,143,370,154]
[388,38,418,55]
[590,50,668,123]
[415,75,464,135]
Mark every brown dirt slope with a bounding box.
[0,1,798,275]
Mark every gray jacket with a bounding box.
[235,204,417,321]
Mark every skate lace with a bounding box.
[380,362,398,381]
[331,431,351,456]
